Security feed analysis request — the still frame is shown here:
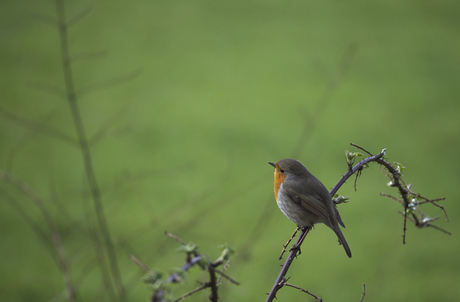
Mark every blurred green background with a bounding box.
[1,0,459,301]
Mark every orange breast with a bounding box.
[273,167,286,202]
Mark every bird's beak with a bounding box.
[268,162,276,168]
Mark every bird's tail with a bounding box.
[332,224,352,258]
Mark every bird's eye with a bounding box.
[280,169,285,173]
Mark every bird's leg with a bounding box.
[289,226,311,255]
[279,227,300,260]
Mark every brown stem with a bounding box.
[265,227,311,302]
[55,0,125,300]
[284,282,322,301]
[360,283,366,302]
[208,267,219,302]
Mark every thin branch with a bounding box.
[265,227,312,302]
[6,113,54,173]
[0,171,76,302]
[150,255,203,302]
[350,143,373,156]
[279,227,299,260]
[425,223,452,235]
[165,231,187,246]
[87,103,133,146]
[330,147,386,197]
[149,233,239,302]
[377,156,448,241]
[172,283,209,302]
[28,81,66,99]
[75,68,142,98]
[284,282,322,301]
[169,256,203,283]
[0,105,77,147]
[129,254,151,273]
[0,188,55,257]
[217,260,231,285]
[49,183,88,236]
[70,50,108,63]
[55,0,126,300]
[360,283,366,302]
[411,192,448,221]
[380,193,402,204]
[398,211,452,235]
[166,232,239,284]
[209,265,240,286]
[67,5,93,27]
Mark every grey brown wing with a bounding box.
[283,185,330,224]
[333,207,346,228]
[310,180,346,229]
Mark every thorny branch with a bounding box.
[172,283,209,302]
[265,227,312,302]
[265,143,448,301]
[284,283,322,301]
[140,232,238,302]
[350,143,449,243]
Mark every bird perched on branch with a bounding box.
[268,159,351,258]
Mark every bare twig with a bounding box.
[397,211,452,235]
[75,68,142,98]
[129,254,151,273]
[217,260,231,284]
[329,147,386,197]
[279,227,299,260]
[265,227,312,302]
[411,192,448,221]
[380,193,402,204]
[0,171,76,302]
[350,143,372,156]
[424,223,452,235]
[165,231,187,246]
[5,113,54,173]
[27,81,66,98]
[0,105,77,147]
[67,5,92,27]
[150,255,203,302]
[55,0,126,300]
[166,232,239,285]
[172,283,209,302]
[209,266,240,285]
[284,282,322,301]
[360,283,366,302]
[0,188,55,259]
[377,159,448,242]
[149,233,239,302]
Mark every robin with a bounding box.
[268,159,352,258]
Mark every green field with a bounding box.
[1,0,459,301]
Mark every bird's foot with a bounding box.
[289,243,302,256]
